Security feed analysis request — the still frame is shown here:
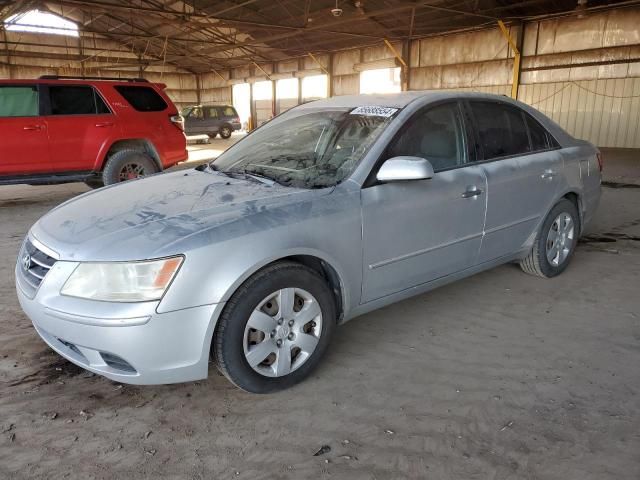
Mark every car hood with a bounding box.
[31,169,331,261]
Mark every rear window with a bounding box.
[220,106,236,117]
[48,86,110,115]
[525,114,550,151]
[0,86,38,117]
[114,85,167,112]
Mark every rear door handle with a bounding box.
[541,169,556,179]
[462,187,483,198]
[95,122,114,128]
[23,125,43,131]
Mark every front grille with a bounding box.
[17,238,57,298]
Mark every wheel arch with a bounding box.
[219,250,348,324]
[99,139,162,172]
[559,190,583,234]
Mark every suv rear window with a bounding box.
[114,85,167,112]
[0,86,38,117]
[49,86,110,115]
[220,106,236,117]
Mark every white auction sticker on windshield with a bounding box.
[350,106,398,117]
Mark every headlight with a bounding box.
[61,256,183,302]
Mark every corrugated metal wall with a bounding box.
[519,78,640,148]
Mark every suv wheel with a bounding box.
[102,149,159,186]
[213,262,336,393]
[219,126,232,139]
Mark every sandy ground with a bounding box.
[0,144,638,480]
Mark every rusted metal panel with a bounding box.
[201,87,232,104]
[362,43,398,63]
[332,49,360,76]
[332,74,359,96]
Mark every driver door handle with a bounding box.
[462,187,483,198]
[95,122,114,128]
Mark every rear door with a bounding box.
[0,84,51,176]
[43,84,118,173]
[467,100,562,263]
[203,106,221,134]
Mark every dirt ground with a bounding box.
[0,144,638,480]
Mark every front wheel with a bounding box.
[520,199,580,278]
[213,262,336,393]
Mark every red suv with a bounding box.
[0,76,188,188]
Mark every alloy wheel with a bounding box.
[546,212,574,267]
[118,163,146,181]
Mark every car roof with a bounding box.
[0,78,155,87]
[296,90,522,110]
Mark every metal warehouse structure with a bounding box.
[1,0,640,147]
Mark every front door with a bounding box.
[43,85,118,173]
[361,102,487,303]
[0,85,50,176]
[184,106,205,134]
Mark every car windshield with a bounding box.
[211,107,397,189]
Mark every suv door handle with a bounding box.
[461,187,483,198]
[541,169,556,179]
[95,122,114,128]
[23,124,43,131]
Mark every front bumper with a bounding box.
[16,259,223,385]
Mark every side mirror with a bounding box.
[376,156,434,182]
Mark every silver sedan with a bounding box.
[16,92,601,393]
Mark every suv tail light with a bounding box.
[170,114,184,131]
[233,116,240,123]
[596,151,603,172]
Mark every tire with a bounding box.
[84,178,104,189]
[101,149,159,186]
[214,262,336,393]
[207,133,217,140]
[219,125,232,139]
[520,198,580,278]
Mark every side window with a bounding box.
[190,107,203,119]
[525,113,550,151]
[95,92,111,114]
[0,86,39,117]
[470,101,530,160]
[48,86,109,115]
[221,106,236,117]
[388,103,465,172]
[205,107,219,119]
[114,86,168,112]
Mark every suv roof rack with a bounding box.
[38,75,148,82]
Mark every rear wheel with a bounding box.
[102,149,159,186]
[219,125,232,139]
[213,262,336,393]
[520,199,579,278]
